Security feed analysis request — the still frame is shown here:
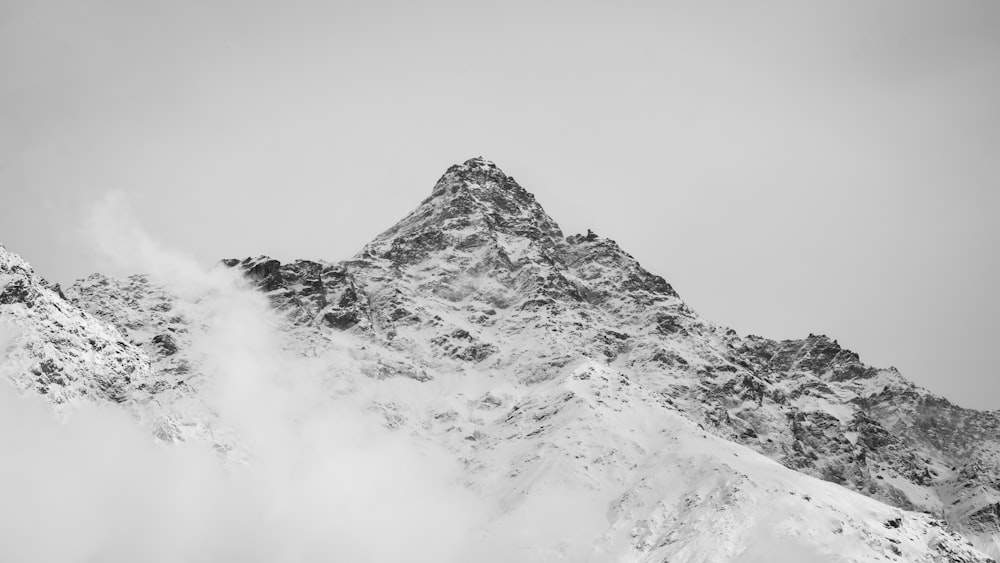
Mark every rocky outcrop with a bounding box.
[4,157,998,561]
[223,159,1000,553]
[0,245,160,405]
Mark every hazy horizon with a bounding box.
[2,0,998,410]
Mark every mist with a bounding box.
[2,199,469,563]
[0,195,629,562]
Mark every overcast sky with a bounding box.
[2,0,998,409]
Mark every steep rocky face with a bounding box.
[223,158,690,384]
[0,245,160,406]
[216,158,1000,557]
[364,157,568,263]
[218,256,373,333]
[4,158,999,561]
[68,273,190,387]
[725,334,1000,554]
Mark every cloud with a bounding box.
[87,191,230,295]
[0,196,498,563]
[1,193,671,562]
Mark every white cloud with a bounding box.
[0,198,498,563]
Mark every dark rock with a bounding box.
[40,279,67,300]
[323,310,360,330]
[0,278,35,306]
[248,259,281,280]
[338,286,358,308]
[966,503,1000,532]
[152,334,178,356]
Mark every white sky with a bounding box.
[2,0,998,409]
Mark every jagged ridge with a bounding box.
[2,158,999,561]
[216,158,1000,556]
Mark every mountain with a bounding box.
[0,244,160,405]
[2,157,998,562]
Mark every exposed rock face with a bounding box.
[3,158,999,561]
[67,273,192,393]
[222,158,1000,556]
[0,245,159,405]
[218,256,372,331]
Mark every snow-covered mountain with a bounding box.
[2,157,998,562]
[0,245,160,406]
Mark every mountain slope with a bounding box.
[218,157,1000,557]
[2,158,998,561]
[0,244,159,406]
[214,158,1000,555]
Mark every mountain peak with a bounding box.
[428,156,524,200]
[462,155,496,167]
[362,158,565,263]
